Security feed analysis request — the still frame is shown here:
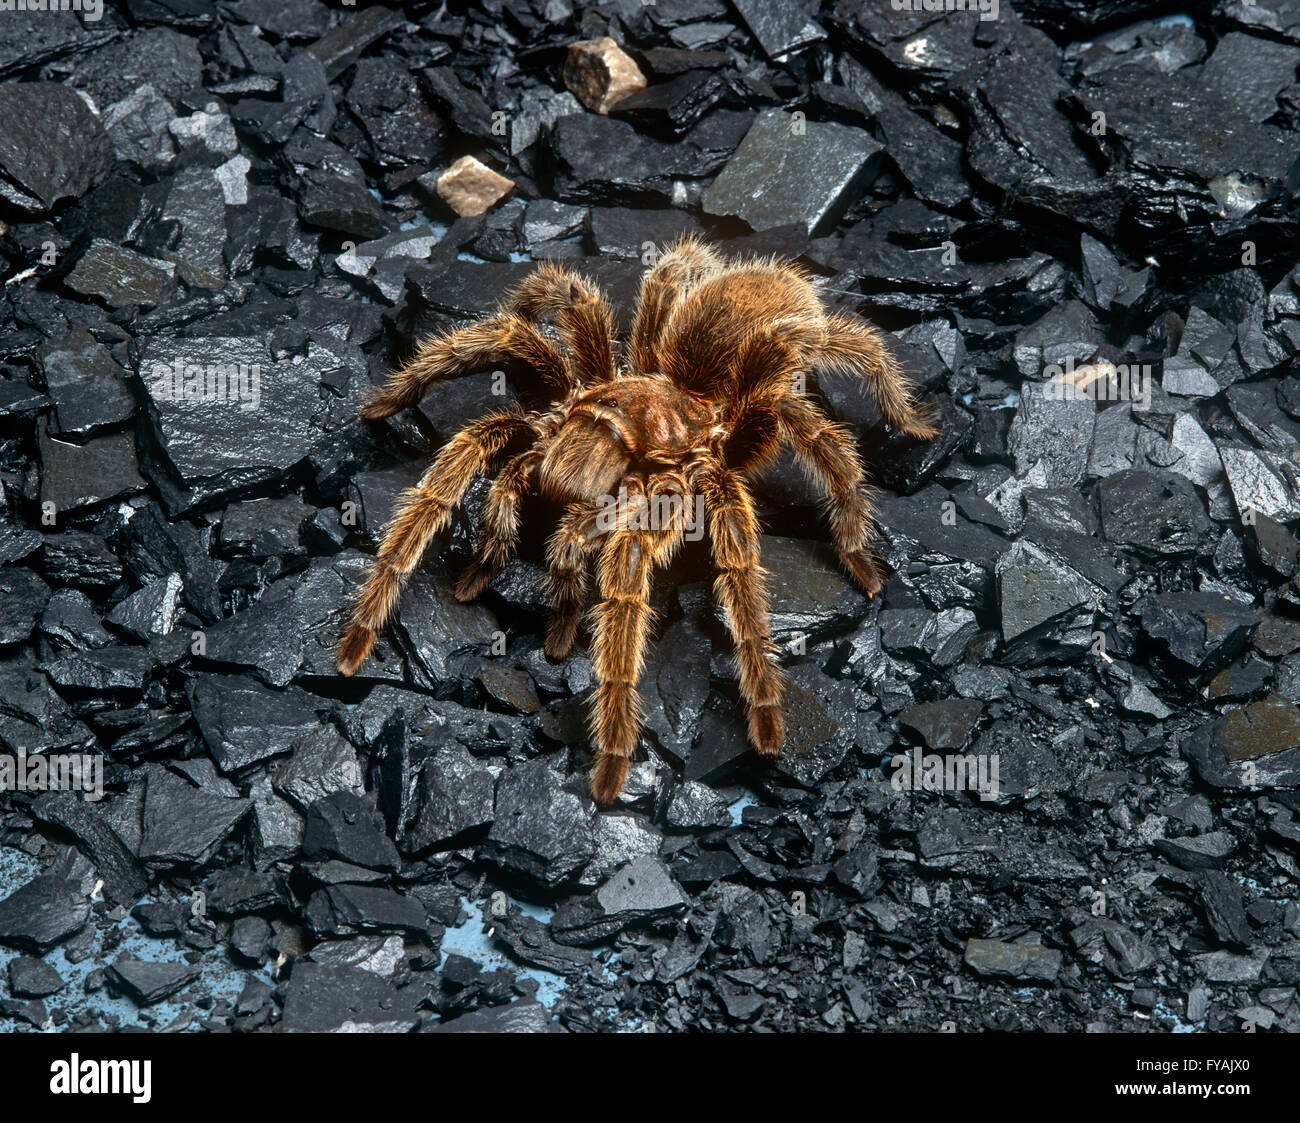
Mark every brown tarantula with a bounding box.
[336,236,937,803]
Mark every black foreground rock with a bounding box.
[0,1,1298,1038]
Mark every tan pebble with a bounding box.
[563,36,647,115]
[435,155,515,217]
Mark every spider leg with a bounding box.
[361,314,571,420]
[628,235,724,375]
[815,312,939,440]
[776,395,884,597]
[501,261,616,385]
[336,410,533,675]
[453,445,545,602]
[698,465,786,758]
[588,476,688,803]
[543,500,603,660]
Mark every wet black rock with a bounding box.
[138,764,251,867]
[302,791,400,871]
[229,916,271,965]
[30,792,148,906]
[1184,697,1300,790]
[702,109,883,235]
[759,536,870,646]
[1138,591,1257,669]
[65,241,176,310]
[138,335,367,512]
[0,83,114,213]
[482,755,594,888]
[1153,831,1236,871]
[551,113,692,204]
[898,698,984,750]
[405,743,496,852]
[997,539,1103,647]
[38,331,136,437]
[190,676,327,772]
[106,575,184,642]
[308,884,426,938]
[771,664,857,787]
[1098,470,1213,556]
[38,426,147,514]
[0,875,89,953]
[272,723,363,812]
[551,855,685,944]
[297,169,391,240]
[732,0,825,57]
[427,998,560,1033]
[8,957,65,999]
[108,956,200,1006]
[0,568,50,645]
[1199,870,1251,946]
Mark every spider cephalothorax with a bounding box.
[337,237,937,803]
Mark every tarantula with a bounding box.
[336,236,937,803]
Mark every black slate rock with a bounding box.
[108,956,200,1006]
[0,876,90,954]
[482,756,595,888]
[8,956,66,999]
[302,791,401,872]
[0,83,114,213]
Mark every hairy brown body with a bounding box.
[337,237,937,803]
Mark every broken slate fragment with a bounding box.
[731,0,826,58]
[0,875,89,953]
[596,855,685,919]
[272,723,363,812]
[190,675,326,772]
[898,698,983,750]
[39,425,147,514]
[1098,470,1211,556]
[0,567,50,645]
[280,960,419,1032]
[552,855,686,943]
[30,791,148,906]
[105,574,184,641]
[297,168,390,240]
[1219,445,1300,522]
[996,538,1103,644]
[8,957,65,998]
[0,83,114,213]
[302,791,400,872]
[1008,381,1096,488]
[139,765,251,867]
[65,240,175,310]
[1183,696,1300,790]
[703,110,883,235]
[483,755,594,888]
[1138,591,1257,669]
[38,330,136,437]
[964,937,1062,982]
[1153,831,1236,870]
[404,742,496,852]
[108,956,200,1006]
